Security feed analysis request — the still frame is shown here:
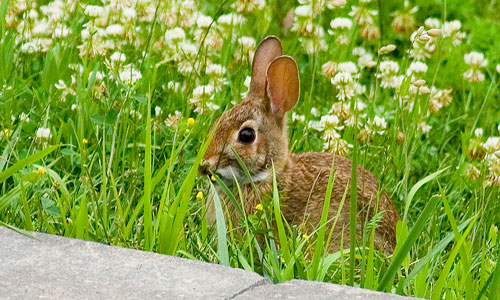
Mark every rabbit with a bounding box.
[199,36,399,253]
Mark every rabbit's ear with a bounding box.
[249,36,283,98]
[266,56,300,118]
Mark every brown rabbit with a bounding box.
[200,36,399,253]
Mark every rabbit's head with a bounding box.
[200,36,300,184]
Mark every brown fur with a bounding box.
[200,36,399,253]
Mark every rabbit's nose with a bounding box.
[199,160,211,176]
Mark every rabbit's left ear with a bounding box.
[266,56,300,118]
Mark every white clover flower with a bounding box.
[32,19,51,36]
[496,64,500,74]
[323,137,352,156]
[464,51,488,83]
[119,65,142,84]
[206,63,225,77]
[407,61,428,81]
[192,85,214,98]
[20,40,42,54]
[189,85,219,114]
[53,26,71,38]
[90,72,105,81]
[234,0,265,14]
[407,61,428,76]
[294,5,313,17]
[484,137,500,152]
[165,27,185,43]
[19,112,30,122]
[36,127,52,139]
[177,61,196,75]
[331,72,356,100]
[358,53,376,69]
[300,38,327,55]
[196,14,213,27]
[429,87,453,112]
[311,107,320,117]
[28,9,39,20]
[323,128,341,141]
[179,42,198,59]
[167,81,180,90]
[464,52,488,68]
[238,36,256,50]
[241,75,252,97]
[235,36,256,62]
[370,116,387,135]
[326,0,346,9]
[442,20,465,45]
[463,69,485,83]
[291,112,305,122]
[155,106,163,117]
[110,51,126,63]
[80,27,91,40]
[330,17,353,30]
[71,104,78,111]
[129,110,142,120]
[122,7,137,19]
[217,13,244,26]
[377,61,403,88]
[84,5,106,18]
[425,18,441,29]
[418,121,432,133]
[337,62,358,74]
[474,128,483,137]
[442,20,461,36]
[54,80,68,90]
[106,24,124,36]
[379,61,399,75]
[322,115,341,127]
[352,47,367,56]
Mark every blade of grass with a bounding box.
[0,221,37,239]
[271,162,291,264]
[0,144,60,184]
[210,181,230,266]
[161,119,217,255]
[403,167,448,222]
[431,214,478,300]
[144,95,153,250]
[490,246,500,300]
[401,215,474,291]
[377,190,441,291]
[309,158,335,280]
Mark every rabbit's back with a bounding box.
[278,152,398,252]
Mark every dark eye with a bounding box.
[238,127,256,144]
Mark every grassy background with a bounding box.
[1,0,500,298]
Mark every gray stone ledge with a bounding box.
[0,227,417,299]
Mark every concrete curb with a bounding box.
[0,227,416,299]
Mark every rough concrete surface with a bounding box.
[233,279,413,300]
[0,227,417,299]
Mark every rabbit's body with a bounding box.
[208,151,397,252]
[200,36,399,253]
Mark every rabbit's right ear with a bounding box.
[266,56,300,119]
[249,36,283,98]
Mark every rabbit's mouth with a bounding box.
[214,166,242,183]
[214,166,270,186]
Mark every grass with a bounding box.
[1,0,500,298]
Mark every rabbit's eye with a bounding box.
[238,127,256,144]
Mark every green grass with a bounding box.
[1,0,500,298]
